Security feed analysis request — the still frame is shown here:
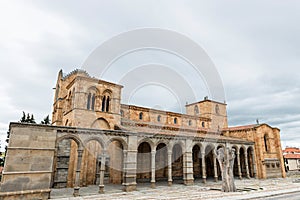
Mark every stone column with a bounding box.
[123,135,137,192]
[244,151,250,179]
[201,152,206,183]
[73,149,83,197]
[151,150,156,188]
[95,156,101,185]
[184,148,194,185]
[236,151,242,179]
[122,150,128,184]
[213,153,218,182]
[168,151,172,186]
[99,153,106,193]
[252,151,257,178]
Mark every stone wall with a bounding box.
[0,123,57,200]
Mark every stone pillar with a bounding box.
[151,150,156,188]
[51,147,58,187]
[123,150,128,183]
[213,153,218,182]
[99,153,106,194]
[184,144,194,185]
[236,151,242,179]
[168,151,172,186]
[201,152,206,183]
[95,156,101,185]
[244,151,250,179]
[73,149,83,197]
[123,135,137,192]
[252,151,257,178]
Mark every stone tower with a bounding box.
[52,69,123,130]
[185,97,228,132]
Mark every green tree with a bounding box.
[26,113,31,123]
[20,111,26,122]
[21,112,37,124]
[41,115,51,125]
[30,114,36,124]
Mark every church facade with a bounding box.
[0,69,286,199]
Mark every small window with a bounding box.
[264,134,268,152]
[202,121,205,128]
[215,104,220,114]
[194,105,199,115]
[139,112,143,120]
[157,115,161,122]
[91,94,95,110]
[87,93,91,109]
[120,110,124,117]
[188,120,192,126]
[174,118,177,124]
[106,96,110,112]
[272,163,275,168]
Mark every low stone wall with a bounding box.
[286,170,300,177]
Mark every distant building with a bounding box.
[283,147,300,171]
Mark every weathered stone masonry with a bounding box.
[0,69,286,199]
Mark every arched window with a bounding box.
[188,120,192,126]
[91,94,95,110]
[101,96,106,112]
[174,117,177,124]
[120,110,124,117]
[264,134,268,152]
[194,105,199,115]
[101,90,112,113]
[106,96,110,112]
[139,112,143,120]
[202,121,205,128]
[157,115,161,122]
[87,93,91,109]
[215,104,220,114]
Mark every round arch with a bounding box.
[91,118,111,130]
[154,139,170,151]
[106,137,128,151]
[170,140,185,152]
[56,134,84,150]
[83,137,105,151]
[137,138,155,151]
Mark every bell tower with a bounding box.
[186,97,228,132]
[52,69,123,130]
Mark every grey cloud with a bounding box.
[0,0,299,149]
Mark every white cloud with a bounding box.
[0,0,299,149]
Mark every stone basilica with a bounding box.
[0,69,286,199]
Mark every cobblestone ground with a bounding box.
[51,177,300,200]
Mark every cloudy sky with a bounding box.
[0,0,299,150]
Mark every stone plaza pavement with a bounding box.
[51,177,300,200]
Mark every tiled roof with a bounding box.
[223,124,257,131]
[284,154,300,159]
[283,147,300,154]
